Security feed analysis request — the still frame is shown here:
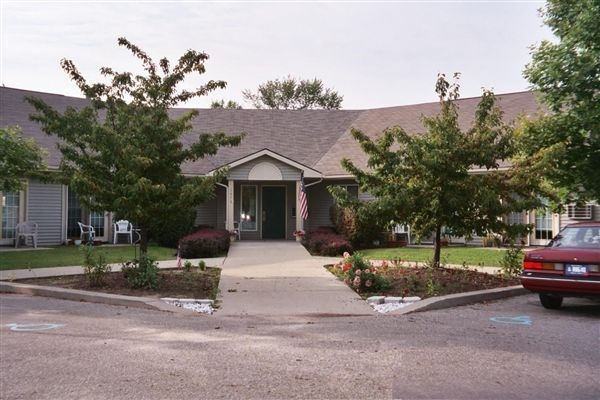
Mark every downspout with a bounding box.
[296,175,323,230]
[304,177,323,188]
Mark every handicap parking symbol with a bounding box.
[6,323,64,332]
[489,316,532,326]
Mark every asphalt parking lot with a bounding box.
[1,293,598,399]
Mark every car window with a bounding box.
[551,227,600,248]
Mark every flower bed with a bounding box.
[327,252,520,299]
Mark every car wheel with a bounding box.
[539,294,563,309]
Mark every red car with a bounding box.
[521,221,600,309]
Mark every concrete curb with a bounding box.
[388,285,528,315]
[0,281,194,315]
[1,280,528,316]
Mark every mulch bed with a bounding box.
[16,267,221,300]
[327,265,519,299]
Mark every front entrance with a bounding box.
[262,186,286,239]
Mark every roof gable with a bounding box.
[207,149,321,178]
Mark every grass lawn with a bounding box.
[358,246,514,268]
[0,244,176,270]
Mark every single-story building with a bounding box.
[1,86,598,247]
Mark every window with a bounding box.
[67,188,105,238]
[535,209,553,240]
[67,188,82,238]
[1,192,20,240]
[342,184,359,198]
[332,184,359,199]
[506,211,523,226]
[240,185,257,231]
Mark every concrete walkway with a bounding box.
[217,241,374,316]
[0,242,374,316]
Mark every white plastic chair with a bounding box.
[113,220,133,244]
[78,222,95,242]
[15,221,38,248]
[232,221,241,240]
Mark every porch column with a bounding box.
[296,180,304,233]
[226,179,235,231]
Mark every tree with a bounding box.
[242,76,343,109]
[335,74,549,267]
[210,99,243,109]
[26,37,243,254]
[0,126,46,192]
[522,0,600,203]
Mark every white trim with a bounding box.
[248,162,283,180]
[207,149,322,178]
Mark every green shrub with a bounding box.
[331,203,385,249]
[149,208,196,248]
[121,255,160,289]
[179,228,230,258]
[198,260,206,271]
[499,245,524,278]
[81,244,111,287]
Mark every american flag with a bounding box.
[299,173,309,220]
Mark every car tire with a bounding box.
[539,294,563,309]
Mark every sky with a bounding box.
[0,0,553,110]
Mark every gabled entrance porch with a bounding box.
[207,149,322,241]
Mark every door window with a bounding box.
[1,192,20,240]
[240,185,257,231]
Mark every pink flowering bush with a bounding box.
[179,228,230,258]
[304,228,352,256]
[333,252,390,294]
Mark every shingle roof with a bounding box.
[314,91,544,175]
[0,86,543,177]
[0,87,90,168]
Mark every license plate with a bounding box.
[565,264,589,276]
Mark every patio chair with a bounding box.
[113,220,133,244]
[227,221,240,241]
[14,221,38,248]
[78,222,95,242]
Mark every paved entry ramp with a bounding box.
[217,241,374,316]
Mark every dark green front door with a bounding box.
[262,186,286,239]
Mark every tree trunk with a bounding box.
[432,225,442,268]
[139,227,149,256]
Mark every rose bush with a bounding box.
[333,252,390,294]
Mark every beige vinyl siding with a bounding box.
[304,179,359,231]
[194,188,226,229]
[26,181,64,245]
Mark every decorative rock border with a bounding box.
[366,295,422,313]
[161,297,215,314]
